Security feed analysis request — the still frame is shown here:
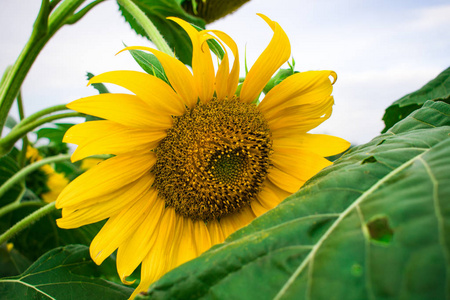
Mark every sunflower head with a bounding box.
[56,14,350,299]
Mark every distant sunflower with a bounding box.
[56,14,349,298]
[26,146,68,203]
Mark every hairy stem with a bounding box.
[0,202,56,245]
[0,154,71,200]
[0,112,83,157]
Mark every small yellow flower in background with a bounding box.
[56,14,350,298]
[26,146,69,203]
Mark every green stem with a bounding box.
[0,200,44,220]
[0,112,84,157]
[15,104,69,129]
[117,0,174,56]
[0,0,100,136]
[0,202,55,245]
[16,91,29,168]
[0,154,71,200]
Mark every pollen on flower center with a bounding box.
[152,97,272,221]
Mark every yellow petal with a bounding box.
[219,206,256,239]
[193,219,212,254]
[251,185,280,217]
[267,168,306,194]
[168,17,215,103]
[240,14,291,103]
[258,70,337,118]
[88,71,186,116]
[269,96,334,135]
[89,190,155,265]
[64,121,165,162]
[56,153,155,208]
[138,207,177,284]
[116,189,165,284]
[272,149,332,181]
[57,175,154,229]
[118,46,198,108]
[169,217,198,269]
[206,30,240,100]
[67,93,172,129]
[273,134,350,157]
[207,219,226,245]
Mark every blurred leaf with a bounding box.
[181,0,251,24]
[118,0,205,66]
[35,123,73,144]
[86,72,110,95]
[0,245,133,299]
[0,206,104,263]
[85,72,107,122]
[145,101,450,300]
[382,67,450,132]
[0,244,32,277]
[262,68,297,95]
[0,149,22,207]
[127,48,169,83]
[4,116,17,129]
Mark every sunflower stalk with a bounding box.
[0,112,84,157]
[0,154,71,200]
[0,0,103,136]
[117,0,175,57]
[0,198,44,220]
[0,202,56,245]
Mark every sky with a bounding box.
[1,0,449,145]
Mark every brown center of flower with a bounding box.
[151,97,272,221]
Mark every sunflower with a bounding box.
[56,14,350,298]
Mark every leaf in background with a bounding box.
[382,67,450,132]
[4,116,17,129]
[0,149,22,207]
[127,48,170,83]
[86,72,110,95]
[0,206,104,264]
[181,0,251,24]
[35,123,73,145]
[262,68,297,95]
[144,100,450,300]
[118,0,205,66]
[0,243,32,278]
[85,72,108,122]
[0,245,133,299]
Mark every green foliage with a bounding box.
[86,72,110,95]
[4,116,17,129]
[118,0,206,66]
[127,48,170,83]
[382,67,450,132]
[0,245,133,299]
[262,67,297,95]
[0,152,22,207]
[143,101,450,300]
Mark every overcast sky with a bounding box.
[1,0,449,145]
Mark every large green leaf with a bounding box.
[382,67,450,132]
[144,100,450,300]
[0,245,133,299]
[118,0,205,66]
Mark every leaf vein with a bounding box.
[273,150,429,300]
